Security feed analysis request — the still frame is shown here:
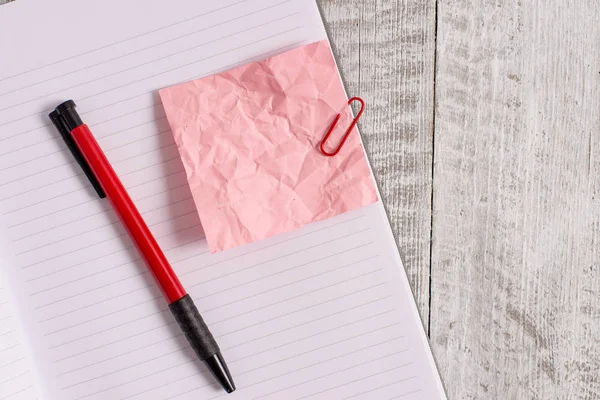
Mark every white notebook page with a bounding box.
[0,278,37,400]
[0,0,446,399]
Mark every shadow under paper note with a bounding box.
[151,95,207,248]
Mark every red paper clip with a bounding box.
[320,97,365,157]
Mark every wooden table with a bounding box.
[3,0,598,398]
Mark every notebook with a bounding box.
[0,0,446,399]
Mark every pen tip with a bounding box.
[205,352,236,394]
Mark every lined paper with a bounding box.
[0,0,446,399]
[0,281,37,400]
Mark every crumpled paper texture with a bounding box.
[159,40,378,253]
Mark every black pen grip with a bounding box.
[169,294,219,359]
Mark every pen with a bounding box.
[49,100,236,394]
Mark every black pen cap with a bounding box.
[49,100,106,199]
[55,99,84,131]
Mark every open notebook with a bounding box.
[0,0,446,399]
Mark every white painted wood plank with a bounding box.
[431,1,600,398]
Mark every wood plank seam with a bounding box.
[428,0,441,339]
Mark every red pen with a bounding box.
[49,100,235,394]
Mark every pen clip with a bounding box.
[49,102,106,199]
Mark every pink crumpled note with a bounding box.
[159,40,378,253]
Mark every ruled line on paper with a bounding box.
[25,235,188,284]
[234,348,409,397]
[24,222,199,279]
[44,302,167,337]
[79,39,306,119]
[26,227,198,283]
[61,347,197,391]
[195,350,410,400]
[210,269,383,326]
[109,368,203,400]
[256,361,415,400]
[387,389,424,399]
[0,166,76,200]
[104,128,172,152]
[198,255,379,316]
[297,370,417,400]
[0,357,26,370]
[0,41,305,156]
[0,134,176,191]
[9,168,185,232]
[236,324,403,377]
[221,296,392,353]
[76,360,206,400]
[9,169,187,231]
[0,101,165,159]
[1,141,179,209]
[231,310,397,365]
[215,282,388,340]
[173,214,365,275]
[17,198,194,257]
[26,210,193,286]
[47,257,382,353]
[51,294,390,368]
[0,161,76,189]
[186,233,372,286]
[0,0,292,98]
[0,0,255,83]
[0,9,300,116]
[95,117,168,143]
[40,292,162,324]
[66,317,373,396]
[201,255,378,313]
[36,213,366,325]
[31,216,367,304]
[41,245,373,332]
[0,343,20,354]
[49,279,386,356]
[0,385,34,400]
[64,296,396,396]
[81,321,403,400]
[0,101,156,151]
[0,150,181,198]
[14,183,190,243]
[343,377,419,400]
[8,197,98,229]
[0,23,304,129]
[76,27,304,105]
[48,310,172,351]
[51,321,178,364]
[21,232,131,270]
[0,371,30,385]
[93,103,164,128]
[27,214,365,284]
[43,293,162,328]
[61,307,395,379]
[0,147,68,173]
[28,230,197,302]
[57,333,185,377]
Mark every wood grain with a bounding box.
[430,0,600,398]
[316,0,437,329]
